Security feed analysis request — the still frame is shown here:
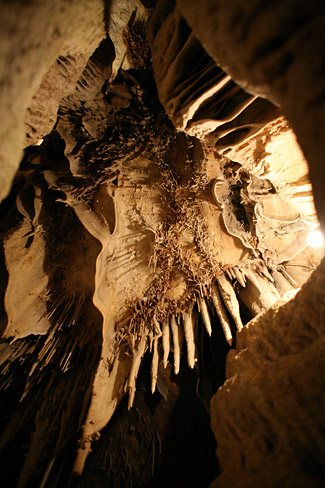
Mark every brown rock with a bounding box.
[210,260,325,487]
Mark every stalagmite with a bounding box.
[182,304,196,369]
[128,333,148,410]
[162,319,170,368]
[198,295,212,336]
[218,274,243,331]
[210,283,233,346]
[170,315,182,374]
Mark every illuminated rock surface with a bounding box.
[0,1,324,487]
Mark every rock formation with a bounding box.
[211,260,325,488]
[0,1,324,487]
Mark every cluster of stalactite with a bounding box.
[122,252,308,414]
[0,3,322,486]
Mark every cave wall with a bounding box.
[211,259,325,487]
[0,0,107,202]
[0,0,148,203]
[176,0,325,229]
[0,1,324,487]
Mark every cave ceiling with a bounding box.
[0,0,324,487]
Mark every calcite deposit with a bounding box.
[0,1,324,487]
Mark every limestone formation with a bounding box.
[0,1,324,487]
[177,0,325,228]
[211,259,325,487]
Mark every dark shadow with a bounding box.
[79,348,220,488]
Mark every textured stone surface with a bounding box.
[148,1,281,149]
[25,53,99,146]
[0,1,324,487]
[0,0,106,203]
[210,259,325,487]
[177,0,325,228]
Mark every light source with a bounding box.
[307,230,324,248]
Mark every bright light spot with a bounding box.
[307,230,324,248]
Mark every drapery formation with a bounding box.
[0,1,324,487]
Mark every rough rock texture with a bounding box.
[0,1,324,487]
[0,0,107,203]
[148,0,322,307]
[148,1,281,148]
[177,0,325,228]
[108,0,149,76]
[211,259,325,487]
[2,27,320,484]
[25,52,102,146]
[79,359,219,488]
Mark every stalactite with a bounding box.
[151,316,162,393]
[0,1,322,484]
[270,268,294,295]
[257,263,275,283]
[198,294,212,336]
[162,318,170,368]
[151,335,159,394]
[210,283,233,346]
[233,267,246,288]
[170,314,182,375]
[218,274,243,331]
[244,267,263,294]
[280,266,299,288]
[182,304,196,369]
[128,332,148,410]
